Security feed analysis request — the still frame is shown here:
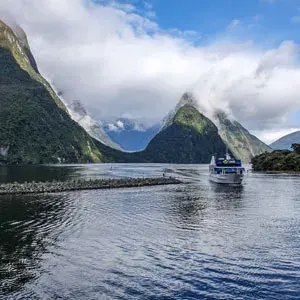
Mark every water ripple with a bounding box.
[1,164,300,299]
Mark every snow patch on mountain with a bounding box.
[105,118,152,132]
[67,100,122,150]
[104,117,160,151]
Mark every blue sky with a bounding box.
[100,0,300,46]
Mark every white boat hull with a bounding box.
[209,173,243,184]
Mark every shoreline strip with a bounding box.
[0,177,182,195]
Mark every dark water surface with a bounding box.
[0,164,300,299]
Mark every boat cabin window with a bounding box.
[214,167,244,174]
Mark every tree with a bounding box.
[291,143,300,154]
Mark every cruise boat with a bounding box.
[209,152,245,184]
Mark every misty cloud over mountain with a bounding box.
[1,0,299,143]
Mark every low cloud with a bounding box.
[0,0,299,143]
[253,128,300,145]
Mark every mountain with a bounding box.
[161,92,198,130]
[68,100,123,150]
[269,131,300,150]
[104,118,160,151]
[142,104,227,163]
[0,20,271,165]
[0,20,110,164]
[0,21,66,112]
[214,111,271,163]
[145,92,271,163]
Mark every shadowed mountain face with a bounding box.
[0,20,108,164]
[214,111,271,163]
[142,105,227,163]
[269,131,300,150]
[148,92,270,164]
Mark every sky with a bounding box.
[1,0,300,143]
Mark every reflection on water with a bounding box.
[1,164,300,299]
[0,165,73,183]
[168,185,208,227]
[209,183,244,210]
[0,194,73,294]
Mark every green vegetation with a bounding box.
[172,105,212,134]
[0,20,66,111]
[251,144,300,171]
[0,46,108,164]
[0,20,274,166]
[141,105,227,163]
[0,20,138,164]
[215,111,271,163]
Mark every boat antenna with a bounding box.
[225,146,230,160]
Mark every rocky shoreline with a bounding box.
[0,177,182,195]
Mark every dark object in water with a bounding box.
[0,177,182,195]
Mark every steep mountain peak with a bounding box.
[214,110,271,162]
[0,19,66,111]
[178,92,198,108]
[0,22,107,163]
[143,103,227,163]
[162,92,198,130]
[0,20,38,72]
[13,25,40,74]
[161,91,271,162]
[173,104,215,134]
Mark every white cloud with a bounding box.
[227,19,240,30]
[143,1,156,18]
[253,128,300,145]
[116,120,124,129]
[0,0,299,144]
[145,10,156,18]
[107,123,119,131]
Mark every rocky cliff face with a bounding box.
[68,100,123,150]
[0,20,109,164]
[214,111,271,163]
